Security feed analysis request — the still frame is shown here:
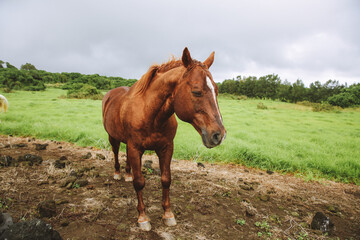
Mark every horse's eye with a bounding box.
[191,91,202,97]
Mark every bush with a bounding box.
[328,83,360,108]
[257,102,268,110]
[237,95,248,100]
[66,84,103,100]
[297,101,313,107]
[311,102,339,112]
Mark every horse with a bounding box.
[0,94,8,113]
[102,47,226,231]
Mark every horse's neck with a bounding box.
[142,68,183,126]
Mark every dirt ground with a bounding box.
[1,135,359,240]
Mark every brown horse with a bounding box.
[102,47,226,231]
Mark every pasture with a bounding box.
[0,88,359,184]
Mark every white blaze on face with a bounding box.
[206,76,223,123]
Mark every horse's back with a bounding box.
[102,87,130,139]
[102,87,130,115]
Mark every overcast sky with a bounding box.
[1,0,359,85]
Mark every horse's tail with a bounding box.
[0,94,8,113]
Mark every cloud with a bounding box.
[0,0,359,85]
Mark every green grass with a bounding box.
[1,89,359,184]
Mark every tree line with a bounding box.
[0,61,137,92]
[1,61,359,107]
[217,75,360,108]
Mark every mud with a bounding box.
[1,135,359,239]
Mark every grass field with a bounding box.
[1,88,359,184]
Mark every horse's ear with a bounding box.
[203,51,215,69]
[182,47,193,68]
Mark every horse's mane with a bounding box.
[133,58,183,95]
[133,57,208,95]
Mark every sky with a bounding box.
[1,0,359,86]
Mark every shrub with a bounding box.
[237,95,248,100]
[67,84,103,100]
[257,102,268,110]
[311,102,339,112]
[297,101,313,107]
[328,83,360,108]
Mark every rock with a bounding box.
[197,162,205,168]
[60,219,69,227]
[267,187,276,194]
[0,155,17,167]
[17,154,43,166]
[311,212,334,233]
[73,179,89,187]
[14,143,28,148]
[37,200,57,218]
[0,213,13,235]
[89,170,100,178]
[54,160,66,169]
[0,218,62,240]
[69,170,80,177]
[245,205,257,217]
[34,143,48,150]
[259,194,270,202]
[81,152,92,159]
[96,153,105,160]
[78,167,92,174]
[239,182,254,191]
[143,160,153,169]
[59,176,77,188]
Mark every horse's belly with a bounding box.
[138,131,174,150]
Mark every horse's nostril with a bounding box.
[211,132,221,145]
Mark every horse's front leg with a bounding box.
[127,144,150,231]
[156,142,177,227]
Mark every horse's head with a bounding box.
[173,48,226,148]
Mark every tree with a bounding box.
[0,60,4,68]
[290,79,307,103]
[6,62,17,69]
[20,63,37,71]
[328,83,360,108]
[277,80,292,101]
[218,79,239,94]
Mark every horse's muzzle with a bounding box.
[201,129,226,148]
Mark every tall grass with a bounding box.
[1,89,359,184]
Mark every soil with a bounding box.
[1,135,359,240]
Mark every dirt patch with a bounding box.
[1,135,360,239]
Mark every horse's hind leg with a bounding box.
[109,136,121,180]
[127,143,150,231]
[124,159,133,182]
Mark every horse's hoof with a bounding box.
[163,217,177,227]
[124,174,133,182]
[138,221,151,231]
[113,173,121,180]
